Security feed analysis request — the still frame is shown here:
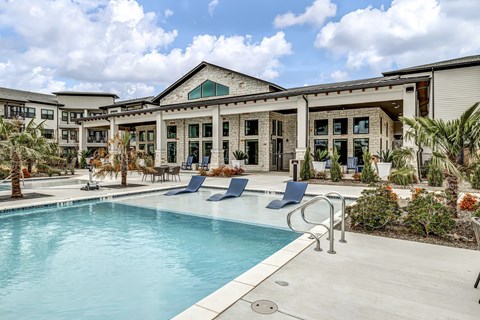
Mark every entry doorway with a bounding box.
[271,138,289,171]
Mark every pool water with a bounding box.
[0,202,298,320]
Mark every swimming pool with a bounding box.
[0,200,299,320]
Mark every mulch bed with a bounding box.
[338,213,478,250]
[0,193,53,203]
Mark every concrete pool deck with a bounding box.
[1,171,479,319]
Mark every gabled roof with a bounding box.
[78,75,428,122]
[53,91,120,99]
[383,54,480,76]
[0,86,61,106]
[100,96,154,109]
[151,61,285,104]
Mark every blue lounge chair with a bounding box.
[325,159,332,169]
[266,181,308,209]
[346,156,358,173]
[199,156,210,170]
[165,176,206,196]
[181,156,194,170]
[207,178,249,201]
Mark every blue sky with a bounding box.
[0,0,479,99]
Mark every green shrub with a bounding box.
[348,185,400,231]
[361,149,377,184]
[300,147,312,181]
[389,167,417,186]
[329,148,342,182]
[404,189,455,237]
[427,163,443,187]
[470,163,480,190]
[473,207,480,218]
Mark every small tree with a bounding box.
[330,148,342,182]
[95,132,132,187]
[79,150,90,169]
[300,147,312,181]
[361,149,377,184]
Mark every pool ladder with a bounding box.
[286,192,346,254]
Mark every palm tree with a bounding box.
[400,102,480,214]
[95,132,131,187]
[0,118,53,198]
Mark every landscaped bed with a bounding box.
[340,185,479,250]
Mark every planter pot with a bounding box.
[232,159,245,168]
[376,162,392,180]
[312,161,326,172]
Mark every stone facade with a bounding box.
[160,65,275,105]
[308,107,394,163]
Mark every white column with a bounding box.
[295,96,308,160]
[78,123,87,163]
[210,105,223,168]
[155,112,166,166]
[109,117,118,154]
[403,84,418,168]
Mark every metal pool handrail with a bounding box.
[324,191,347,243]
[286,195,336,254]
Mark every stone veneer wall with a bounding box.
[308,107,394,160]
[160,65,274,105]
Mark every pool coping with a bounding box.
[0,182,357,320]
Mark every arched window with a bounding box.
[188,80,229,100]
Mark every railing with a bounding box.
[286,193,347,253]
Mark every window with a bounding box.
[25,108,35,118]
[223,141,229,164]
[354,117,369,134]
[147,130,154,141]
[41,109,54,120]
[386,122,389,137]
[70,130,78,142]
[202,123,213,138]
[272,120,277,136]
[62,111,68,122]
[189,124,199,138]
[188,80,229,100]
[139,144,145,151]
[380,117,383,134]
[277,121,283,136]
[203,141,212,159]
[223,122,229,137]
[147,144,155,156]
[189,141,199,163]
[167,126,177,139]
[333,118,348,135]
[314,139,328,154]
[167,142,177,163]
[245,140,258,165]
[42,129,54,139]
[380,138,383,151]
[62,130,68,140]
[354,138,369,165]
[314,119,328,135]
[245,120,258,135]
[333,139,348,165]
[139,131,146,142]
[70,112,83,121]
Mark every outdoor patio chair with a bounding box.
[346,157,359,173]
[165,175,206,196]
[167,166,181,182]
[153,166,168,183]
[199,156,210,170]
[266,181,308,209]
[325,159,332,169]
[472,217,480,303]
[181,156,194,170]
[207,178,249,201]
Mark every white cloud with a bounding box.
[208,0,219,16]
[164,8,174,18]
[0,0,292,99]
[274,0,336,28]
[315,0,480,73]
[330,70,349,82]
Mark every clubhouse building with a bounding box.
[2,55,480,171]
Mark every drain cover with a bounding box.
[251,300,278,314]
[275,280,289,286]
